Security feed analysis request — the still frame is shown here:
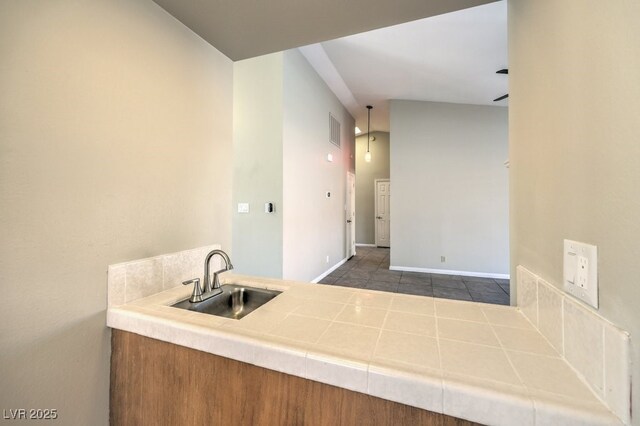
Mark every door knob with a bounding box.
[376,216,382,219]
[346,220,352,223]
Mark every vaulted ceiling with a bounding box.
[152,0,497,61]
[302,1,508,132]
[152,0,505,133]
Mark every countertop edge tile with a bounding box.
[305,350,369,393]
[532,393,621,426]
[252,340,308,377]
[443,375,534,426]
[367,362,443,413]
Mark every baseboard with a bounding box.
[355,243,376,247]
[311,258,348,283]
[389,265,510,280]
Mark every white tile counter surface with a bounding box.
[107,274,622,426]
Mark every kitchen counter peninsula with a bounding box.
[107,272,620,425]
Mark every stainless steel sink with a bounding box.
[171,284,281,320]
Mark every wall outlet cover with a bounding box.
[238,203,249,213]
[563,239,598,309]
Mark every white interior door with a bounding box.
[346,172,356,258]
[375,179,390,247]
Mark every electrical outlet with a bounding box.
[563,239,598,308]
[440,256,446,262]
[576,256,589,288]
[326,255,329,263]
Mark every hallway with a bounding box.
[319,246,510,305]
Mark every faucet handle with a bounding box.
[183,278,203,303]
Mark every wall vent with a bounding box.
[329,113,341,148]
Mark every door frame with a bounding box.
[374,179,390,247]
[346,171,356,259]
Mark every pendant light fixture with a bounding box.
[364,105,373,162]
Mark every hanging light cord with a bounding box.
[366,105,373,153]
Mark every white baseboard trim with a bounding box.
[355,243,376,247]
[389,265,510,280]
[311,258,348,283]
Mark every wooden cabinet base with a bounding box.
[110,330,479,425]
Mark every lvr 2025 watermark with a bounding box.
[3,409,58,420]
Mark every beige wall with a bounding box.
[355,131,390,245]
[509,0,640,422]
[232,53,284,278]
[390,100,509,275]
[0,1,233,424]
[282,49,355,281]
[231,49,355,282]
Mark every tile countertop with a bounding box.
[107,274,621,426]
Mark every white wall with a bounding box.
[282,49,355,281]
[232,53,284,278]
[509,1,640,422]
[0,1,233,424]
[355,131,390,245]
[390,100,508,275]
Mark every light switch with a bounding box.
[237,203,249,213]
[563,239,598,308]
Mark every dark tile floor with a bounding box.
[319,246,510,306]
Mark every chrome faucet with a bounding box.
[183,249,234,303]
[204,249,233,293]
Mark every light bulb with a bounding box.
[364,151,372,162]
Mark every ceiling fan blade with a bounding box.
[493,94,509,102]
[496,69,508,74]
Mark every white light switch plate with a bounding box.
[563,239,598,309]
[237,203,249,213]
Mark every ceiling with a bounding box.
[152,0,496,61]
[152,0,506,134]
[302,1,508,133]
